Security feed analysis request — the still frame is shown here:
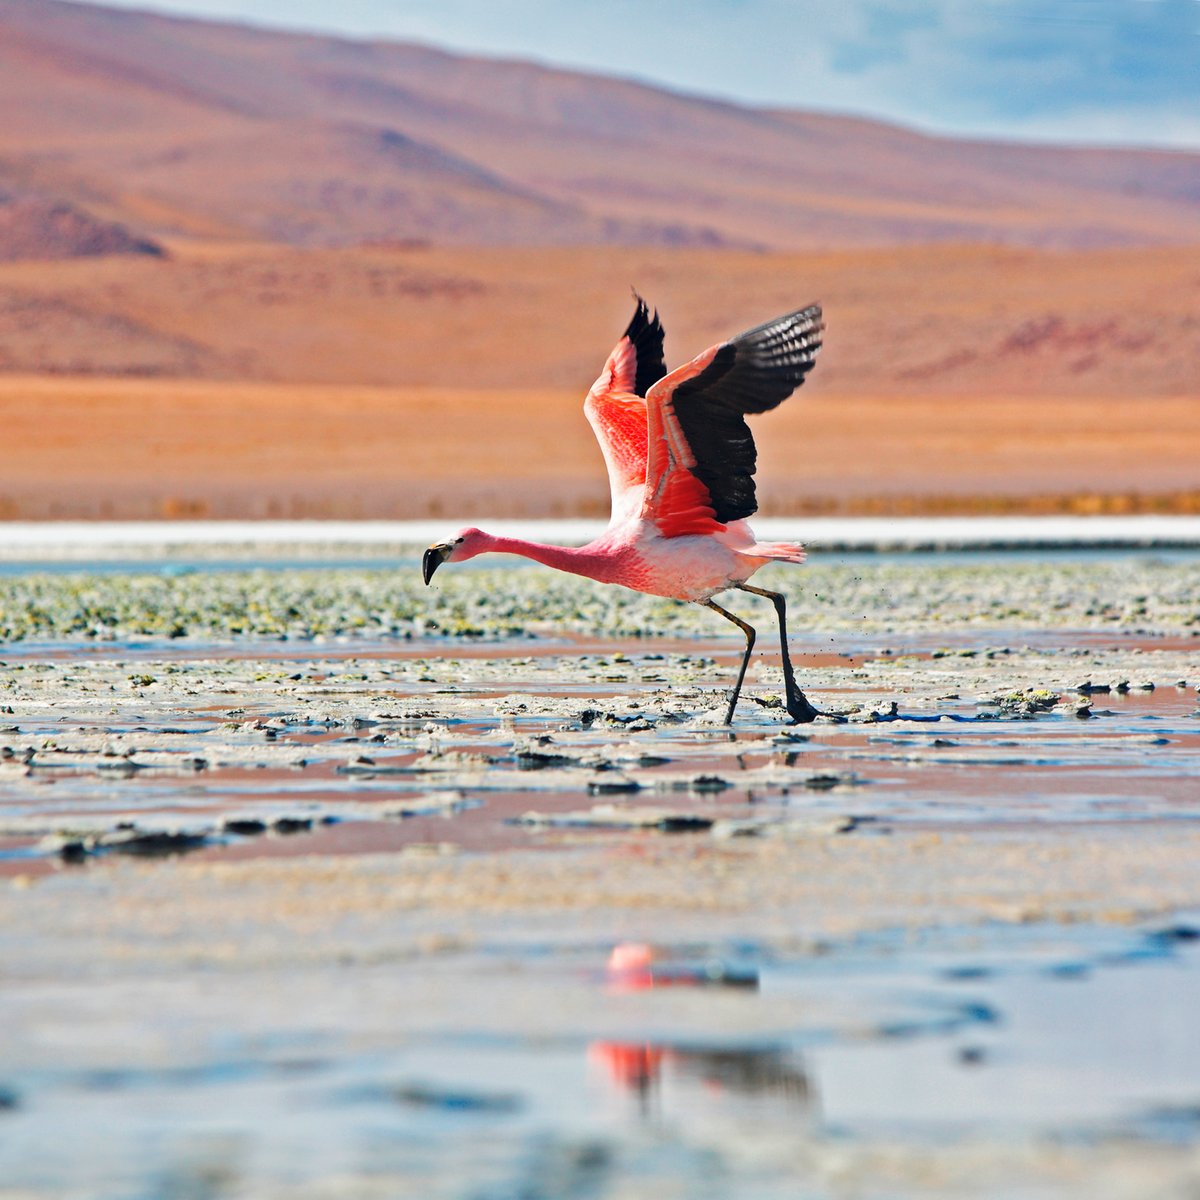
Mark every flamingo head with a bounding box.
[421,527,487,584]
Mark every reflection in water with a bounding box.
[605,941,760,992]
[590,1042,664,1105]
[590,1040,813,1119]
[596,941,812,1122]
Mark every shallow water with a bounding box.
[1,633,1197,875]
[2,558,1200,1197]
[5,917,1200,1198]
[1,543,1199,578]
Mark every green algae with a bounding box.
[0,557,1198,644]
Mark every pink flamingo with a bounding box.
[422,296,824,723]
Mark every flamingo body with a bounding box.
[441,520,796,603]
[424,296,825,722]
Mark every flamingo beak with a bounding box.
[422,544,449,585]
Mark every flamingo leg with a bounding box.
[701,599,756,725]
[736,583,820,724]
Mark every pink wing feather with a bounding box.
[583,297,666,527]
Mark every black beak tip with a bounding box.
[422,546,442,586]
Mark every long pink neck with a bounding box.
[474,533,616,583]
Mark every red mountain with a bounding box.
[1,0,1197,257]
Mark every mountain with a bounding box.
[1,0,1198,258]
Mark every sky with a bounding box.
[80,0,1200,148]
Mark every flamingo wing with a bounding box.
[641,304,824,536]
[583,296,667,526]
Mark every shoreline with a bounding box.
[1,515,1200,561]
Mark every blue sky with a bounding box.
[84,0,1200,148]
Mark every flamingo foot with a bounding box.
[783,676,821,723]
[786,693,821,724]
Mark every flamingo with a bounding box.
[422,296,825,724]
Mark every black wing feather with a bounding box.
[623,294,668,398]
[671,304,823,524]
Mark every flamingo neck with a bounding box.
[475,533,612,582]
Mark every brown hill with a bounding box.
[1,0,1198,254]
[1,241,1196,396]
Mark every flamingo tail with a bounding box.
[748,540,806,565]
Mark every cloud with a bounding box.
[820,0,1200,116]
